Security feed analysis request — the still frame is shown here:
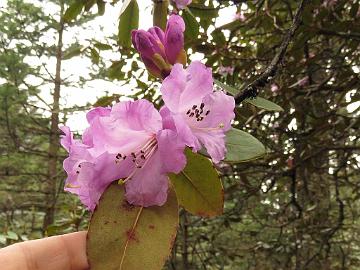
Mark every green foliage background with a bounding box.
[0,0,359,269]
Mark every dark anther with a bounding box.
[131,152,136,158]
[132,159,136,163]
[199,117,204,121]
[141,155,146,159]
[137,165,142,169]
[186,110,191,115]
[78,164,81,168]
[200,103,205,109]
[140,150,144,154]
[195,109,199,114]
[123,156,127,160]
[76,171,80,174]
[192,105,197,109]
[189,112,195,117]
[206,110,210,115]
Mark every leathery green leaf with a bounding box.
[87,183,179,270]
[183,8,200,42]
[214,79,240,96]
[63,1,84,22]
[118,0,139,48]
[169,149,223,217]
[225,128,266,163]
[245,97,284,112]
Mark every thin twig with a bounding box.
[234,0,309,104]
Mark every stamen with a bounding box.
[122,144,158,184]
[206,110,210,115]
[200,103,205,109]
[192,105,197,109]
[186,110,191,115]
[65,183,81,188]
[189,112,194,117]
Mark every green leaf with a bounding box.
[63,1,84,22]
[225,128,266,163]
[245,97,284,112]
[153,0,168,30]
[94,42,112,50]
[183,8,200,42]
[214,80,283,111]
[94,94,121,106]
[119,0,133,16]
[90,48,100,64]
[118,0,139,48]
[214,79,240,96]
[87,183,179,270]
[63,45,83,60]
[6,231,18,240]
[96,0,106,15]
[0,234,6,244]
[84,0,96,11]
[108,60,126,79]
[169,149,223,217]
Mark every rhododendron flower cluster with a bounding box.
[61,12,236,211]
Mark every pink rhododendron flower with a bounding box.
[234,11,246,22]
[61,100,186,210]
[173,0,192,9]
[322,0,337,8]
[271,83,279,94]
[132,14,186,78]
[218,66,234,76]
[160,61,235,163]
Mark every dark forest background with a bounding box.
[0,0,359,269]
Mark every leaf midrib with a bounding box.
[180,170,219,213]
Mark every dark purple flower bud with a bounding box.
[132,29,170,77]
[165,14,186,65]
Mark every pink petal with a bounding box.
[161,61,213,113]
[125,151,169,207]
[159,106,176,130]
[86,107,111,124]
[157,129,186,174]
[179,61,213,112]
[197,91,235,132]
[89,100,162,154]
[160,64,187,112]
[59,126,74,152]
[193,130,226,164]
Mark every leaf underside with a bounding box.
[225,128,266,163]
[87,183,179,270]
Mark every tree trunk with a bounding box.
[43,1,64,233]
